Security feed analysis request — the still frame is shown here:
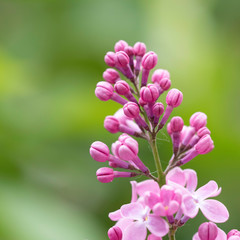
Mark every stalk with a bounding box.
[149,135,165,186]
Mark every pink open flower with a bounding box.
[119,202,169,240]
[166,167,229,223]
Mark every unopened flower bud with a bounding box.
[180,135,214,165]
[152,102,165,118]
[152,69,170,84]
[159,78,171,91]
[198,222,218,240]
[114,40,128,52]
[95,81,128,105]
[103,68,120,84]
[95,81,114,101]
[96,167,114,183]
[114,81,138,103]
[171,117,184,133]
[140,84,159,103]
[133,42,146,76]
[158,89,183,130]
[114,134,149,173]
[108,226,122,240]
[104,116,119,133]
[90,141,109,162]
[166,88,183,107]
[139,98,147,106]
[190,112,207,131]
[152,102,164,126]
[195,135,214,154]
[142,51,158,70]
[115,51,129,67]
[133,42,146,57]
[170,117,184,154]
[197,127,211,138]
[96,167,136,183]
[124,46,134,56]
[123,102,140,118]
[114,80,130,95]
[104,51,116,67]
[141,51,158,86]
[115,51,134,80]
[167,123,172,135]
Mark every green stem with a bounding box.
[168,229,176,240]
[149,136,165,186]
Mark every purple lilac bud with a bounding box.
[142,51,158,70]
[103,68,120,84]
[96,167,135,183]
[166,88,183,107]
[170,117,184,133]
[96,167,114,183]
[134,42,146,57]
[123,102,148,129]
[104,51,116,67]
[152,102,164,126]
[195,135,214,154]
[114,81,137,103]
[197,127,211,138]
[133,42,146,75]
[115,51,134,80]
[158,89,183,129]
[104,116,119,133]
[198,222,218,240]
[152,69,170,84]
[124,46,134,70]
[95,81,128,105]
[123,102,140,118]
[140,84,159,103]
[90,141,109,162]
[114,80,130,95]
[114,40,128,52]
[170,117,184,154]
[141,51,158,86]
[104,116,138,136]
[190,112,207,131]
[180,135,214,165]
[108,226,123,240]
[115,51,129,67]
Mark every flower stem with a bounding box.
[168,229,176,240]
[149,135,165,186]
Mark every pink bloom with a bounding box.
[192,222,227,240]
[119,202,169,240]
[166,167,229,223]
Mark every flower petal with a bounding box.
[130,181,138,203]
[184,169,198,192]
[146,215,169,237]
[147,234,162,240]
[109,209,122,221]
[200,199,229,223]
[123,221,147,240]
[168,201,180,215]
[166,167,186,186]
[116,218,134,232]
[195,181,219,201]
[121,202,145,220]
[137,180,160,196]
[210,187,222,198]
[192,233,201,240]
[182,195,199,218]
[216,228,227,240]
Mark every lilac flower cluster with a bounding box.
[89,40,238,240]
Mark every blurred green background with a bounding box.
[0,0,239,239]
